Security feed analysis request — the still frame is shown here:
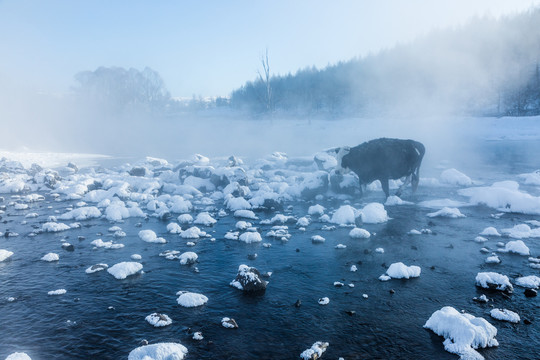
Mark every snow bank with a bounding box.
[424,306,498,360]
[107,262,143,279]
[176,291,208,307]
[385,262,421,279]
[426,207,465,218]
[128,343,188,360]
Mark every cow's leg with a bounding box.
[396,175,411,197]
[381,178,390,198]
[412,167,420,193]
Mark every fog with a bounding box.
[1,6,540,170]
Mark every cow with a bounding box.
[335,138,425,198]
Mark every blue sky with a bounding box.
[1,0,539,97]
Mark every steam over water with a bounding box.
[0,133,539,359]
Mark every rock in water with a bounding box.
[524,288,537,297]
[230,264,268,292]
[300,341,329,360]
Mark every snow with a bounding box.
[490,309,520,323]
[359,202,389,223]
[5,353,32,360]
[515,275,540,289]
[145,313,172,327]
[349,228,370,239]
[234,209,258,219]
[138,229,166,243]
[91,239,124,249]
[485,254,500,264]
[128,342,188,360]
[300,341,329,360]
[501,224,540,239]
[426,207,465,218]
[0,249,14,262]
[419,198,469,209]
[385,262,421,279]
[177,213,193,224]
[440,168,473,186]
[107,262,143,279]
[385,195,413,206]
[176,291,208,307]
[330,205,358,225]
[193,212,217,226]
[193,332,203,340]
[479,227,500,236]
[42,222,70,232]
[318,297,330,305]
[85,264,108,273]
[58,206,101,221]
[167,222,182,234]
[47,289,67,295]
[424,306,498,360]
[41,253,59,262]
[311,235,325,243]
[475,272,513,292]
[180,226,206,239]
[131,254,142,260]
[375,247,384,253]
[498,240,530,255]
[238,231,262,243]
[308,204,325,216]
[179,252,198,265]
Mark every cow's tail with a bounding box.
[411,141,425,193]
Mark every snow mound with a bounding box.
[5,353,32,360]
[0,249,14,262]
[59,206,101,221]
[385,262,421,279]
[359,203,389,223]
[424,306,498,360]
[138,230,166,243]
[42,222,70,232]
[176,291,208,307]
[427,207,465,218]
[193,212,217,226]
[440,168,473,186]
[41,253,59,262]
[330,205,358,225]
[501,224,540,239]
[300,341,329,360]
[128,342,188,360]
[498,240,530,255]
[107,262,143,279]
[490,309,520,323]
[349,228,371,239]
[475,272,513,292]
[179,252,198,265]
[180,226,206,239]
[48,289,67,295]
[308,204,325,216]
[86,264,108,273]
[479,227,500,236]
[515,275,540,289]
[238,232,262,243]
[145,313,172,327]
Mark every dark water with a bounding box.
[0,140,539,360]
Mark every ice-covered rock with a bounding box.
[145,313,172,327]
[424,306,498,360]
[176,291,208,307]
[490,309,520,323]
[230,264,267,292]
[128,342,188,360]
[107,262,143,279]
[475,272,513,292]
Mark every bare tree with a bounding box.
[257,48,273,113]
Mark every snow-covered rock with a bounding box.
[330,205,358,225]
[300,341,329,360]
[230,264,267,292]
[440,168,473,186]
[176,291,208,307]
[498,240,530,255]
[179,252,198,265]
[349,228,370,239]
[5,353,32,360]
[475,272,513,292]
[490,309,520,323]
[107,262,143,279]
[138,229,167,243]
[0,249,14,262]
[193,212,217,226]
[41,253,59,262]
[426,207,465,218]
[359,203,389,223]
[238,231,262,243]
[384,262,421,279]
[145,313,172,327]
[128,343,188,360]
[424,306,498,360]
[85,264,108,273]
[47,289,67,295]
[515,275,540,289]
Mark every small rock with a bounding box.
[221,317,238,329]
[294,299,302,307]
[524,288,537,298]
[389,289,395,294]
[247,253,257,260]
[345,310,356,316]
[523,318,532,325]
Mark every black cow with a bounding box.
[336,138,425,198]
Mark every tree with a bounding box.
[257,48,273,113]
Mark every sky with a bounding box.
[1,0,539,98]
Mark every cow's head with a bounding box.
[335,146,351,174]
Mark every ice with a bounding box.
[424,306,498,360]
[107,262,143,279]
[128,342,188,360]
[176,291,208,307]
